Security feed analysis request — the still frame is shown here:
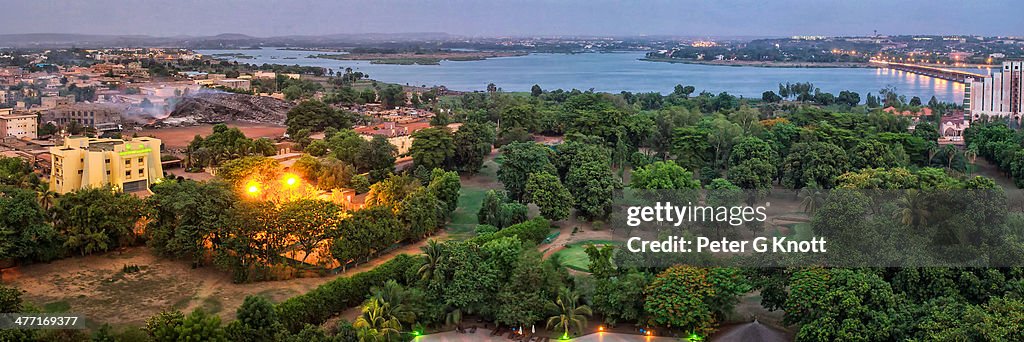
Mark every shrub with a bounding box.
[470,217,551,246]
[275,254,419,332]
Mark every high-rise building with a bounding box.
[966,61,1023,120]
[50,137,163,194]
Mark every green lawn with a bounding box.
[447,187,487,240]
[550,240,623,272]
[784,223,813,241]
[446,159,501,240]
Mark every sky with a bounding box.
[2,0,1021,38]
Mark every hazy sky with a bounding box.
[2,0,1021,37]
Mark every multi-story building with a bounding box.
[40,103,125,130]
[49,137,163,194]
[966,61,1023,120]
[215,78,252,91]
[0,110,37,140]
[40,95,76,109]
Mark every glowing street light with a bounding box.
[246,181,261,196]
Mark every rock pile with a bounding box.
[167,92,292,124]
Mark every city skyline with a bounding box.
[1,0,1022,38]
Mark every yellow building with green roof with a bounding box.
[50,136,163,194]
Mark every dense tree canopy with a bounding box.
[285,99,353,136]
[498,142,557,201]
[409,127,455,171]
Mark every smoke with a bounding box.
[121,87,230,124]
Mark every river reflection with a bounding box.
[201,48,965,103]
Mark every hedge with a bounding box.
[470,217,551,246]
[276,253,419,332]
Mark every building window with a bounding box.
[138,158,143,163]
[138,169,144,175]
[125,160,131,166]
[125,171,131,177]
[77,170,82,175]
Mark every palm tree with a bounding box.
[546,288,592,339]
[965,145,978,176]
[940,145,959,171]
[353,298,403,342]
[417,239,446,281]
[798,182,826,215]
[893,189,929,227]
[927,145,939,166]
[444,307,463,328]
[64,227,109,256]
[368,280,416,324]
[35,183,56,213]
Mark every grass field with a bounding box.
[550,240,623,272]
[448,187,488,239]
[778,222,813,240]
[446,159,501,240]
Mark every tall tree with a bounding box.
[147,180,236,264]
[285,100,352,136]
[52,187,146,256]
[453,122,496,173]
[362,135,398,182]
[0,186,56,262]
[566,161,617,220]
[277,199,342,264]
[427,169,461,221]
[631,161,701,190]
[498,142,557,201]
[782,141,850,189]
[524,172,573,221]
[409,127,455,171]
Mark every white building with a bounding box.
[0,110,38,140]
[215,78,252,91]
[967,61,1023,120]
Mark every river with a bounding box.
[199,48,968,103]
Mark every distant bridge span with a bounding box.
[870,60,986,83]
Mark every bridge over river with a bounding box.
[870,60,986,83]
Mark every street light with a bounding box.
[247,183,260,196]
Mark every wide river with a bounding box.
[199,48,994,103]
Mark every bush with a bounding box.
[470,217,551,246]
[275,254,419,332]
[475,224,499,235]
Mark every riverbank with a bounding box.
[640,57,872,69]
[310,51,528,65]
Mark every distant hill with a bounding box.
[0,32,457,48]
[0,33,156,47]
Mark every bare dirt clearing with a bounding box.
[135,122,286,149]
[2,237,439,327]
